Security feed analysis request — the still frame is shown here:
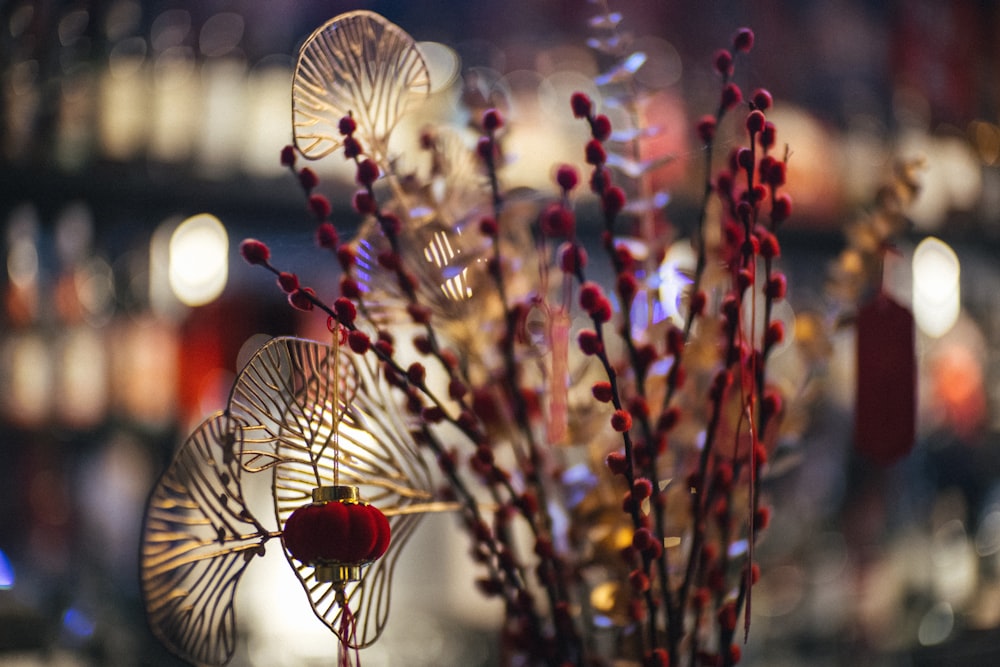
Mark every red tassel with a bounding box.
[338,594,360,667]
[854,292,916,465]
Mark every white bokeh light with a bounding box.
[168,213,229,306]
[912,236,960,338]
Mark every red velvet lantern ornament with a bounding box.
[283,485,391,584]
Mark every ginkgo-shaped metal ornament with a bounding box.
[292,10,431,164]
[141,335,441,666]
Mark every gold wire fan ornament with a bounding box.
[140,335,448,666]
[292,10,431,164]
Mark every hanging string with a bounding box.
[333,324,343,489]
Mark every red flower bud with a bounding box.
[746,109,766,135]
[579,282,604,313]
[591,381,613,402]
[356,159,380,186]
[602,186,626,217]
[315,221,338,248]
[736,147,754,172]
[689,289,707,316]
[334,297,357,325]
[761,122,777,150]
[578,329,602,355]
[765,273,787,300]
[353,190,377,214]
[482,108,503,132]
[338,115,357,136]
[288,287,315,311]
[629,569,650,594]
[407,362,426,386]
[347,330,370,354]
[611,409,633,432]
[340,276,360,298]
[240,239,271,265]
[280,144,296,167]
[765,320,785,347]
[632,477,653,500]
[606,450,628,475]
[570,91,593,118]
[479,216,498,237]
[697,115,717,144]
[559,242,587,273]
[752,88,773,111]
[277,271,298,293]
[585,139,606,165]
[343,136,363,159]
[732,27,755,52]
[336,245,357,270]
[765,160,786,187]
[592,297,613,323]
[299,167,319,191]
[759,231,781,259]
[555,164,579,192]
[476,136,495,161]
[721,82,743,112]
[616,272,638,302]
[541,204,575,237]
[713,49,734,76]
[771,193,792,223]
[591,114,612,141]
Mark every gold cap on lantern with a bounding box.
[313,484,361,503]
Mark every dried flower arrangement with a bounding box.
[139,7,825,667]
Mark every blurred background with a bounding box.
[1,0,999,665]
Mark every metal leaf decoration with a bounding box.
[228,336,440,648]
[141,413,273,666]
[292,10,431,162]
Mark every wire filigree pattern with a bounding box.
[292,10,431,162]
[140,413,272,666]
[228,336,438,648]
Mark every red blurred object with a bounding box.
[854,292,916,465]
